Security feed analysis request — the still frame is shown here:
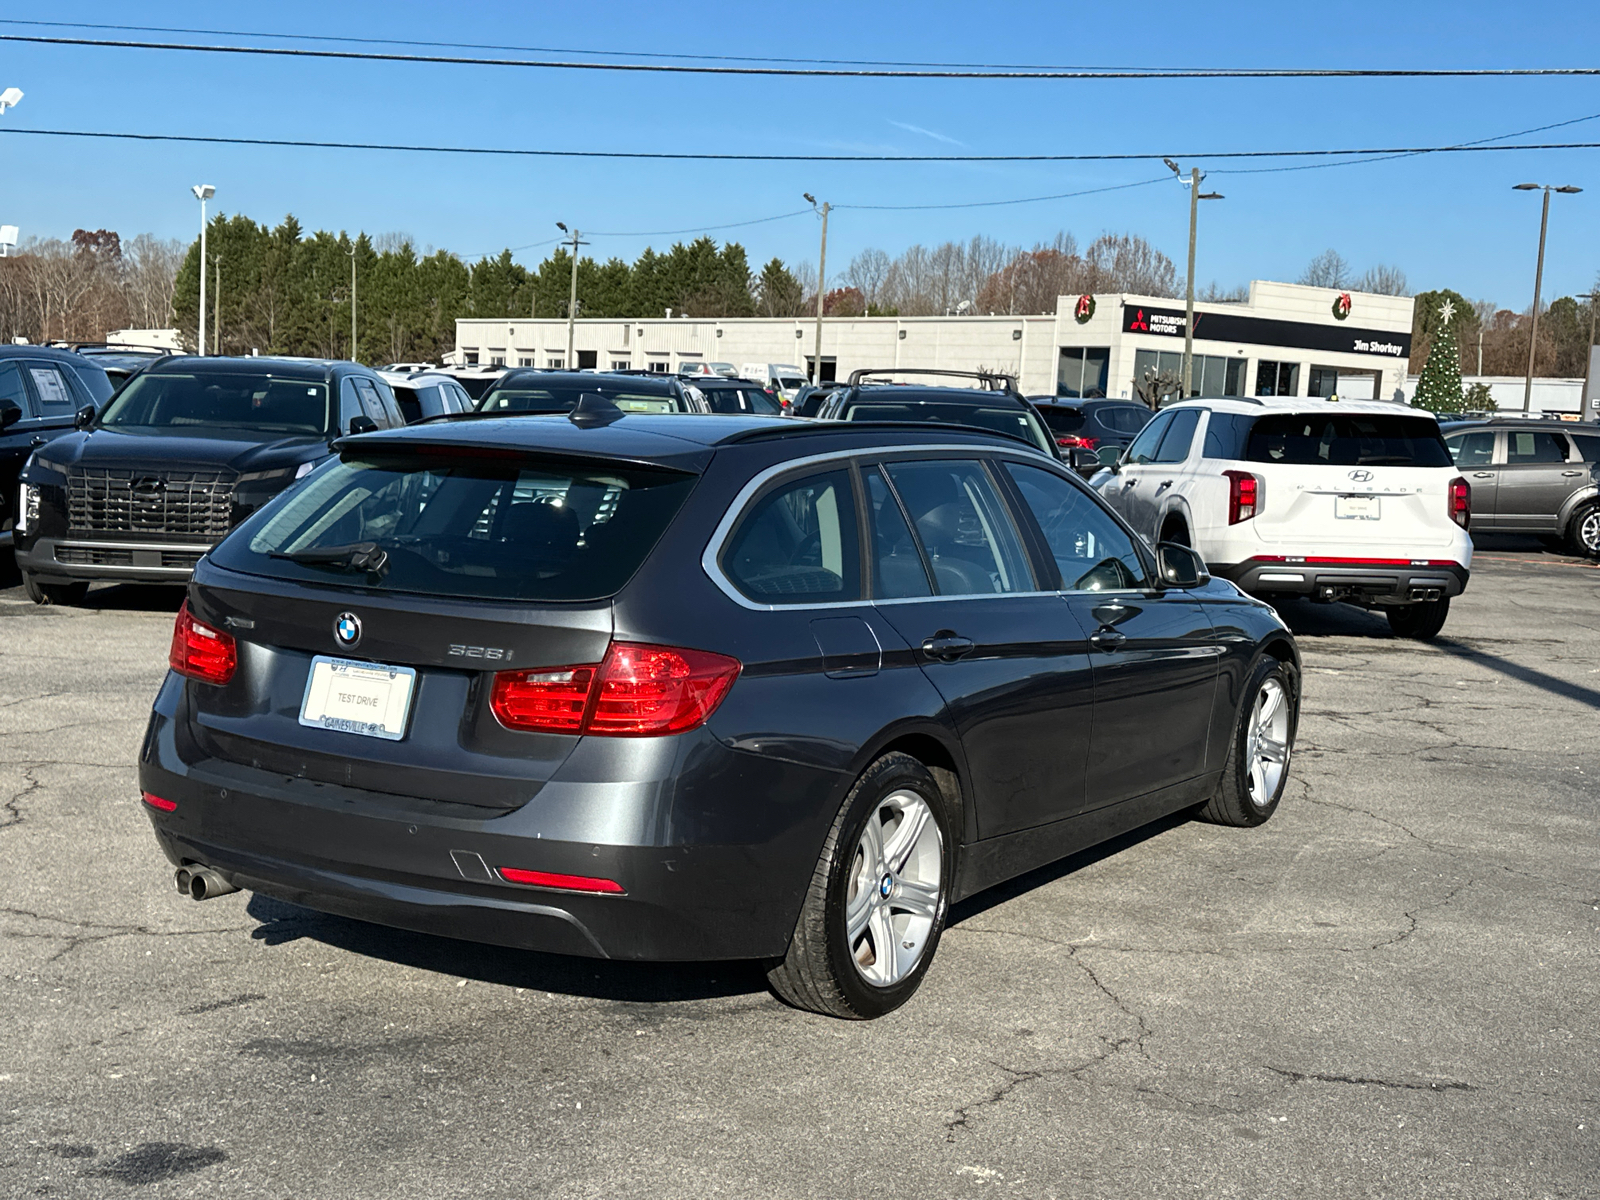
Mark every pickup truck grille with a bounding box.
[66,467,235,541]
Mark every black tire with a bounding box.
[767,752,953,1020]
[1198,655,1297,828]
[1565,501,1600,558]
[21,572,88,607]
[1386,597,1449,640]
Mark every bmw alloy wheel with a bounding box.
[1244,677,1291,807]
[845,790,943,987]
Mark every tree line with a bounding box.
[1,214,1592,382]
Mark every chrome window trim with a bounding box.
[704,443,1065,613]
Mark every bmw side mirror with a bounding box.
[347,415,379,436]
[74,404,96,431]
[1156,542,1209,589]
[0,399,21,430]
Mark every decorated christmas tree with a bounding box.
[1412,298,1465,413]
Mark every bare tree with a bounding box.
[120,234,184,329]
[1084,233,1178,296]
[843,248,891,308]
[1354,263,1409,296]
[1299,249,1352,289]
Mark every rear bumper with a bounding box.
[1210,556,1470,604]
[137,678,846,962]
[15,534,207,583]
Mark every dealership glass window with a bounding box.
[1057,346,1110,398]
[517,356,533,367]
[610,360,630,371]
[722,469,861,603]
[647,360,669,373]
[1255,361,1300,397]
[463,350,479,365]
[546,357,564,370]
[1132,349,1244,397]
[1307,366,1341,398]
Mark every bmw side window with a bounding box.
[882,459,1033,596]
[865,466,932,599]
[1124,411,1173,464]
[722,469,862,604]
[1004,462,1148,593]
[1152,408,1202,463]
[0,362,33,417]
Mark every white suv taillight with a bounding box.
[1224,470,1260,524]
[1449,476,1471,529]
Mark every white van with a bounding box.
[740,363,809,403]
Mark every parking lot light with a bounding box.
[1513,182,1583,412]
[192,184,216,355]
[0,87,22,114]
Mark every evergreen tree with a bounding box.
[1413,297,1465,414]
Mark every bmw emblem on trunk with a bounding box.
[334,612,362,648]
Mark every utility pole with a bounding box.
[1163,161,1223,399]
[805,194,829,383]
[1513,182,1582,412]
[1477,326,1484,377]
[1583,291,1599,417]
[556,223,587,369]
[348,243,358,362]
[212,255,221,354]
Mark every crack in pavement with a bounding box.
[1370,877,1476,951]
[1266,1065,1476,1093]
[1,766,43,832]
[0,905,253,963]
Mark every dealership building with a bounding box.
[453,280,1414,402]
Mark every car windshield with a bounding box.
[97,372,332,434]
[1245,413,1452,467]
[702,386,782,415]
[842,400,1054,455]
[212,452,696,602]
[478,381,680,414]
[776,376,806,390]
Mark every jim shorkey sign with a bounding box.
[1135,364,1183,410]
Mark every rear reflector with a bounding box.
[1250,555,1462,568]
[498,867,625,894]
[491,642,741,737]
[169,600,237,685]
[1055,434,1099,449]
[141,791,177,812]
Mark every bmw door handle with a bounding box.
[922,632,975,662]
[1089,628,1127,651]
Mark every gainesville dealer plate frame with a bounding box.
[298,655,417,741]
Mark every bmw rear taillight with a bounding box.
[141,791,177,812]
[1449,476,1471,529]
[1224,470,1260,524]
[490,642,741,736]
[169,600,237,685]
[497,867,625,894]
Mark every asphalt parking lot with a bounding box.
[2,538,1596,1199]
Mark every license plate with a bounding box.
[298,656,416,741]
[1335,495,1381,520]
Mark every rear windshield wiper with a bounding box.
[270,541,389,576]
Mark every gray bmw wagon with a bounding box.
[139,406,1299,1018]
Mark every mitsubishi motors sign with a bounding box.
[1121,303,1411,359]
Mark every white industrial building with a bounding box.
[455,280,1416,401]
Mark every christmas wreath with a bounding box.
[1073,294,1095,323]
[1332,292,1352,321]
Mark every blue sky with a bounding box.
[1,0,1598,308]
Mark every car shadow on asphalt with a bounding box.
[1270,597,1394,639]
[243,893,773,1004]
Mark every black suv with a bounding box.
[687,376,784,415]
[1,346,114,552]
[15,356,405,604]
[140,407,1298,1019]
[477,370,711,415]
[1441,418,1600,554]
[1032,398,1154,456]
[814,370,1061,460]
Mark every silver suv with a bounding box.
[1441,419,1600,554]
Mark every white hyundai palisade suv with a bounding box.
[1093,398,1472,639]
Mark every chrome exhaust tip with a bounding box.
[184,866,239,901]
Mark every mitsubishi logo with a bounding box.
[1129,308,1150,332]
[1347,469,1373,482]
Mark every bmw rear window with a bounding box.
[1244,413,1452,468]
[211,453,695,602]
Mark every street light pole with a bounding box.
[1583,291,1600,417]
[1513,182,1583,412]
[191,185,215,355]
[555,223,587,368]
[348,243,358,362]
[1164,160,1223,399]
[213,254,221,354]
[805,194,830,384]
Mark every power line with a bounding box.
[0,17,1263,72]
[4,33,1599,80]
[836,176,1172,211]
[587,209,814,237]
[6,126,1600,163]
